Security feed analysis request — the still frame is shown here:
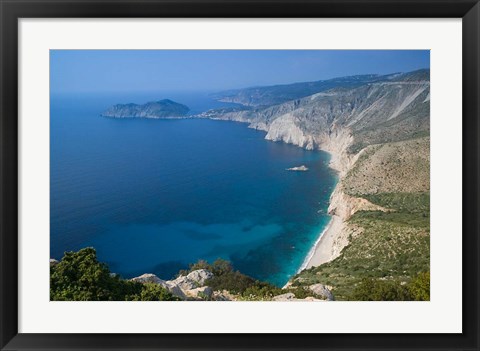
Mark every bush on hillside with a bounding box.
[50,248,178,301]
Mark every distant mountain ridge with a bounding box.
[210,72,404,107]
[102,99,189,118]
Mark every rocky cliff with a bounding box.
[208,69,430,267]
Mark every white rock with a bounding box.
[272,293,296,301]
[130,273,186,299]
[185,286,213,300]
[170,269,213,290]
[309,283,334,301]
[131,273,166,285]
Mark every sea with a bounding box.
[50,92,337,287]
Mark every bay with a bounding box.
[50,92,336,286]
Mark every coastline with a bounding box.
[297,217,334,272]
[295,129,355,273]
[303,215,344,269]
[297,133,390,273]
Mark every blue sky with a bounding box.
[50,50,429,94]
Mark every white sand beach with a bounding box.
[304,215,344,269]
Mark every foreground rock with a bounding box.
[131,269,214,301]
[309,284,335,301]
[169,269,213,290]
[185,286,213,300]
[272,292,326,302]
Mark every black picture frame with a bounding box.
[1,0,479,350]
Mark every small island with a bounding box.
[101,99,189,118]
[286,165,309,171]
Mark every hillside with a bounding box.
[210,73,400,107]
[294,135,430,300]
[208,69,430,300]
[206,69,429,151]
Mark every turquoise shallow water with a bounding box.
[50,93,337,286]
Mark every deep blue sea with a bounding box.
[50,92,337,286]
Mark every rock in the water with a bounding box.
[309,283,334,301]
[286,165,309,171]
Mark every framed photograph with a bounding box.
[1,0,478,350]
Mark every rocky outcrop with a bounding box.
[309,284,334,301]
[131,273,166,285]
[168,269,213,291]
[185,286,213,300]
[212,290,238,301]
[272,292,296,301]
[271,292,327,302]
[130,269,213,300]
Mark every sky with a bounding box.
[50,50,430,94]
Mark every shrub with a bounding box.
[131,282,180,301]
[351,278,411,301]
[408,272,430,301]
[50,248,178,301]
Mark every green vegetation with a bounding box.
[293,192,430,300]
[362,192,430,214]
[351,272,429,301]
[51,249,320,301]
[179,259,284,300]
[50,248,179,301]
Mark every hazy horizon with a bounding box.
[50,50,430,94]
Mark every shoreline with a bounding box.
[297,217,334,273]
[295,131,353,275]
[304,215,344,269]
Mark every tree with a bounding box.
[132,283,180,301]
[50,247,177,301]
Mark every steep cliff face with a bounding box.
[265,113,316,150]
[210,70,429,155]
